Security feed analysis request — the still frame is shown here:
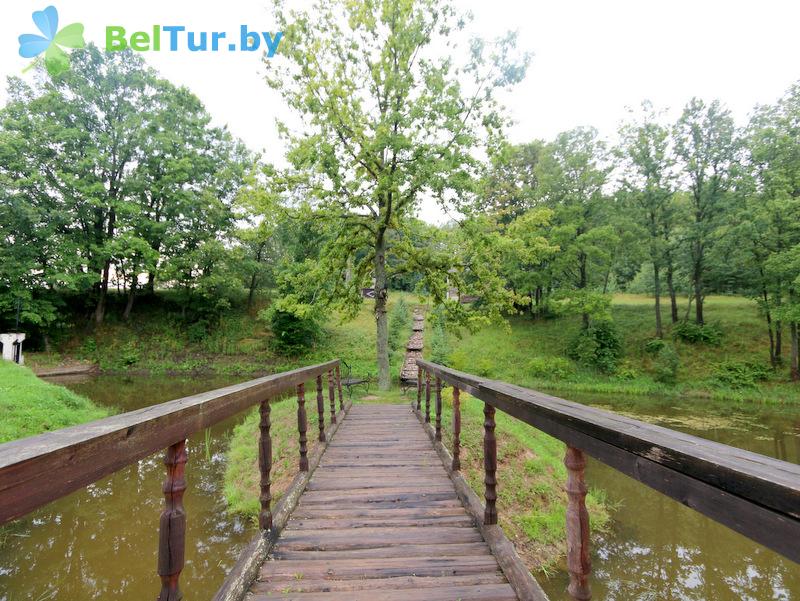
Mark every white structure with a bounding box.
[0,333,25,365]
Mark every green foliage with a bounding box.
[388,298,410,353]
[713,361,771,389]
[652,344,680,385]
[672,321,723,345]
[644,338,667,354]
[430,323,450,365]
[263,309,320,356]
[527,357,574,380]
[186,320,209,343]
[566,321,622,374]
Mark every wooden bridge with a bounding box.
[1,359,799,601]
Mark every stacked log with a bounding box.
[400,311,425,386]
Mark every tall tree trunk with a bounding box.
[666,259,678,324]
[123,279,136,321]
[790,321,799,382]
[653,262,663,338]
[759,271,776,367]
[94,260,111,325]
[374,230,390,390]
[775,287,783,364]
[247,273,258,309]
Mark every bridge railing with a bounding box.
[0,359,344,601]
[416,359,800,601]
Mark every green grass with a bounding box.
[443,293,800,404]
[0,361,108,443]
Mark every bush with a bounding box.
[713,361,770,389]
[119,342,140,367]
[566,321,622,374]
[388,298,411,352]
[265,309,320,356]
[527,357,574,380]
[430,323,449,365]
[186,319,209,343]
[652,343,679,385]
[644,338,666,355]
[615,361,639,380]
[672,321,723,346]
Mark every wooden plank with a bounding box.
[270,542,492,560]
[252,573,507,593]
[0,360,339,525]
[276,526,484,550]
[248,583,518,601]
[259,555,501,579]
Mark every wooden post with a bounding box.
[258,400,272,531]
[327,370,337,424]
[316,374,326,442]
[483,403,497,525]
[565,446,591,601]
[425,370,432,423]
[335,364,344,411]
[157,440,187,601]
[416,369,423,412]
[435,377,443,441]
[452,386,461,471]
[297,383,308,472]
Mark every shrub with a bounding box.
[119,342,140,367]
[615,361,639,380]
[566,321,622,374]
[713,361,770,389]
[527,357,574,380]
[186,319,209,343]
[672,321,723,346]
[644,338,666,355]
[430,323,449,365]
[652,343,679,385]
[388,298,411,352]
[265,309,320,355]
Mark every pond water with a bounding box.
[538,391,800,601]
[1,376,799,600]
[0,374,255,601]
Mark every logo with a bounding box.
[18,6,85,76]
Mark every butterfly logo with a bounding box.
[18,6,85,76]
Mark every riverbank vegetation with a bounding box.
[0,362,107,443]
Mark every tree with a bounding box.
[266,0,529,388]
[535,127,617,328]
[618,102,677,337]
[673,98,737,325]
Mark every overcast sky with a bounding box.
[2,0,800,222]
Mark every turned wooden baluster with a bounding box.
[335,364,344,411]
[452,386,461,471]
[157,440,187,601]
[297,383,309,472]
[258,400,272,531]
[327,370,337,424]
[565,446,591,600]
[435,377,443,441]
[416,369,423,412]
[316,375,326,442]
[483,403,498,525]
[425,370,432,423]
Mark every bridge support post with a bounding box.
[425,371,431,423]
[452,386,461,471]
[297,383,309,472]
[416,369,422,413]
[316,375,326,442]
[157,439,187,601]
[483,403,497,525]
[327,370,337,424]
[335,364,344,411]
[258,400,272,531]
[565,446,591,601]
[435,377,443,441]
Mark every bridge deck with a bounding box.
[247,403,518,600]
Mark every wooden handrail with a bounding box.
[0,359,341,601]
[416,359,800,599]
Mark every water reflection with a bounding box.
[540,392,800,600]
[0,375,255,601]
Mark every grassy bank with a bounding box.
[444,294,800,404]
[0,361,108,443]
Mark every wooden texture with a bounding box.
[453,386,461,471]
[335,365,344,411]
[315,375,326,442]
[327,371,336,424]
[416,370,423,412]
[564,446,591,600]
[483,402,498,525]
[157,440,187,601]
[435,376,443,441]
[248,404,519,601]
[416,359,800,564]
[297,384,309,472]
[0,359,338,525]
[258,401,272,531]
[425,370,432,423]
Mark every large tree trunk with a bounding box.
[790,321,799,382]
[247,272,258,309]
[94,260,111,325]
[123,279,136,321]
[374,231,390,390]
[653,262,663,338]
[666,259,678,324]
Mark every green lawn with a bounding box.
[0,361,108,443]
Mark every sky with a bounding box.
[2,0,800,223]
